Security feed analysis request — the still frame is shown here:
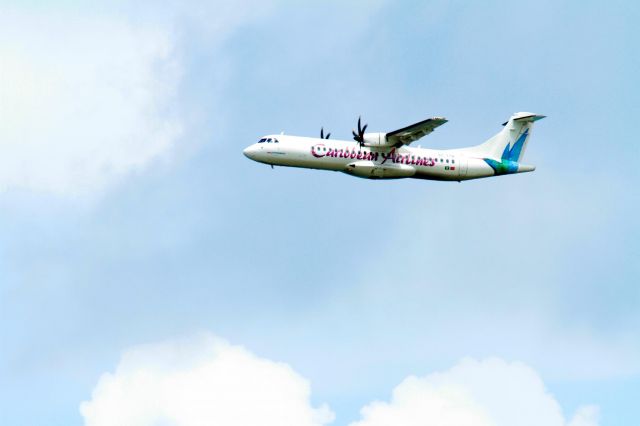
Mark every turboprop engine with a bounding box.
[353,118,395,149]
[362,132,393,148]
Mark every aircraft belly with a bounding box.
[413,167,459,181]
[415,159,495,181]
[465,158,498,179]
[343,161,416,179]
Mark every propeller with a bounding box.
[320,127,331,139]
[352,116,368,148]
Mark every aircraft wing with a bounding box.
[386,117,447,147]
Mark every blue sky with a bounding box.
[0,1,638,425]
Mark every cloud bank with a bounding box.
[81,335,599,426]
[350,358,599,426]
[80,334,334,426]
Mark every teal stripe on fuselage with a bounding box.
[483,158,519,175]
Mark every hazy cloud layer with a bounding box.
[0,8,182,196]
[0,1,274,197]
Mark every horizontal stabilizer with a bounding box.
[502,113,546,126]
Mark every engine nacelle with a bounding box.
[362,132,393,147]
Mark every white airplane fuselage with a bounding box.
[243,112,543,181]
[245,136,497,181]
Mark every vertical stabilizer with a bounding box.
[469,112,545,162]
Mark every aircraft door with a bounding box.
[458,157,468,178]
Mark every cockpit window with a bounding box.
[258,137,279,143]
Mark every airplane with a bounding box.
[243,112,545,182]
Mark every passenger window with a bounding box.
[446,159,449,163]
[452,159,455,164]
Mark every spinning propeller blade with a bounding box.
[352,116,367,147]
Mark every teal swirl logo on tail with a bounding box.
[483,128,529,175]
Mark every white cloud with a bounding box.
[0,8,182,196]
[82,335,601,426]
[568,406,600,426]
[349,358,599,426]
[80,333,334,426]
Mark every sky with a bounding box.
[0,1,639,425]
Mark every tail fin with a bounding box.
[470,112,545,162]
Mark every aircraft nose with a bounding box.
[243,145,256,159]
